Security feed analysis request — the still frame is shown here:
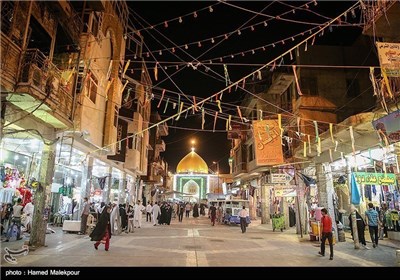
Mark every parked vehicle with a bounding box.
[209,199,251,225]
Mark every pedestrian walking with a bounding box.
[209,203,217,226]
[152,202,161,226]
[238,206,249,233]
[146,202,152,222]
[348,205,369,249]
[90,204,112,251]
[365,202,380,248]
[318,208,334,260]
[79,197,90,235]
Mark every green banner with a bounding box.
[353,172,397,185]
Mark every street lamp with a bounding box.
[213,161,220,197]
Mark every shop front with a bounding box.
[0,136,43,234]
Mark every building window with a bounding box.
[248,144,254,162]
[1,1,15,36]
[346,79,360,98]
[300,77,318,96]
[87,72,98,104]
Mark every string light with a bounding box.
[193,11,197,18]
[209,6,213,12]
[185,44,188,49]
[241,52,245,56]
[264,21,268,27]
[198,41,202,47]
[211,38,215,43]
[159,50,162,55]
[179,17,183,23]
[252,50,255,54]
[164,21,168,28]
[251,26,255,31]
[224,34,228,40]
[237,30,241,35]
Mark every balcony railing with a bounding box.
[16,48,75,122]
[0,33,21,89]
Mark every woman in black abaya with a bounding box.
[90,204,112,251]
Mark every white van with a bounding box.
[209,199,251,225]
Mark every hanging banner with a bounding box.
[372,109,400,144]
[252,120,283,166]
[376,42,400,77]
[350,173,361,205]
[353,172,397,185]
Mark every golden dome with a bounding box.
[176,150,209,174]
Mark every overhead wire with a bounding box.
[77,1,362,164]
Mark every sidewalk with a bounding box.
[343,230,400,249]
[251,219,400,249]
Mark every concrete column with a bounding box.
[283,197,289,229]
[102,166,112,204]
[118,172,126,204]
[128,174,136,205]
[260,183,270,224]
[316,163,338,239]
[137,179,143,202]
[350,209,360,249]
[79,157,93,217]
[30,142,56,248]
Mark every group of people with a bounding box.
[318,202,382,262]
[1,198,34,242]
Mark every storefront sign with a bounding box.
[252,120,284,166]
[376,42,400,77]
[107,118,128,162]
[372,109,400,144]
[353,172,397,185]
[271,173,293,184]
[274,185,297,197]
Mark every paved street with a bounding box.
[1,215,399,270]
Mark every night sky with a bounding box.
[128,1,362,173]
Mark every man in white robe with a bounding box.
[151,202,161,226]
[133,200,145,228]
[23,200,34,233]
[110,203,121,235]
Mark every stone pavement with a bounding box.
[1,215,399,269]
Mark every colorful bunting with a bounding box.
[123,59,130,77]
[157,89,165,108]
[163,98,170,113]
[175,102,184,121]
[201,108,205,130]
[213,111,218,132]
[292,65,303,96]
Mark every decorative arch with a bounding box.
[183,179,200,202]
